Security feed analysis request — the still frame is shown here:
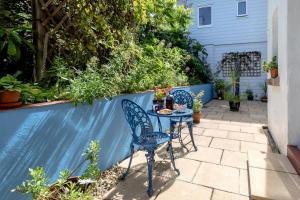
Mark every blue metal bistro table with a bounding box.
[147,109,197,151]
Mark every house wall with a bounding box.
[0,84,213,200]
[267,0,300,154]
[287,0,300,147]
[185,0,268,98]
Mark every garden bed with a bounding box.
[93,166,125,198]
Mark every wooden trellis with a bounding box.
[32,0,83,81]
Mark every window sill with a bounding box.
[198,25,213,29]
[237,14,248,17]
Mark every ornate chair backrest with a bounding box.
[121,99,154,144]
[171,90,193,109]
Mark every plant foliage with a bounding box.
[14,140,100,200]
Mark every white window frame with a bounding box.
[198,6,212,28]
[237,0,248,17]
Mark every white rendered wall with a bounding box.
[287,0,300,147]
[267,0,300,154]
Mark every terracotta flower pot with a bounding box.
[271,68,278,78]
[193,112,201,123]
[0,90,20,103]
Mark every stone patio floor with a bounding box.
[103,100,271,200]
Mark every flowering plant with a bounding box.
[153,85,172,101]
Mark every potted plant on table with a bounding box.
[263,56,278,78]
[192,91,204,123]
[214,79,225,100]
[0,75,23,108]
[153,86,167,111]
[245,89,254,101]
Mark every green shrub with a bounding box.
[15,140,100,200]
[263,56,278,72]
[192,91,204,113]
[214,79,225,92]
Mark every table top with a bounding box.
[147,109,193,118]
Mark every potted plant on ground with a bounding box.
[245,89,254,101]
[261,82,268,102]
[214,79,225,100]
[0,75,23,108]
[225,92,240,111]
[192,91,204,123]
[225,68,241,112]
[263,56,278,78]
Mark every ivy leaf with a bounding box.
[10,31,22,44]
[0,29,4,38]
[7,40,17,56]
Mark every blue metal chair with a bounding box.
[121,99,179,196]
[170,90,198,151]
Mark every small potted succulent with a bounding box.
[245,89,254,101]
[214,79,225,100]
[263,56,278,78]
[192,91,204,123]
[0,75,23,107]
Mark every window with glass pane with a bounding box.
[238,1,247,16]
[199,7,211,26]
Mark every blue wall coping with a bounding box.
[0,83,213,200]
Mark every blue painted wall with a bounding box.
[0,84,212,200]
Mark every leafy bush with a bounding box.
[214,79,225,93]
[192,91,204,113]
[263,56,278,72]
[1,0,211,105]
[14,140,100,200]
[224,92,240,103]
[0,74,22,91]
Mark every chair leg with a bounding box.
[188,122,197,151]
[168,141,180,175]
[120,145,134,180]
[178,122,189,151]
[146,150,155,197]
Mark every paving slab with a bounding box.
[156,180,212,200]
[228,131,254,142]
[103,172,170,200]
[155,158,200,182]
[185,146,223,164]
[248,151,297,174]
[203,128,228,138]
[219,124,241,132]
[193,163,240,193]
[253,134,268,144]
[239,169,249,196]
[240,141,271,153]
[240,126,262,134]
[221,150,248,169]
[210,138,240,152]
[178,134,212,147]
[249,167,300,200]
[212,190,249,200]
[198,122,219,129]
